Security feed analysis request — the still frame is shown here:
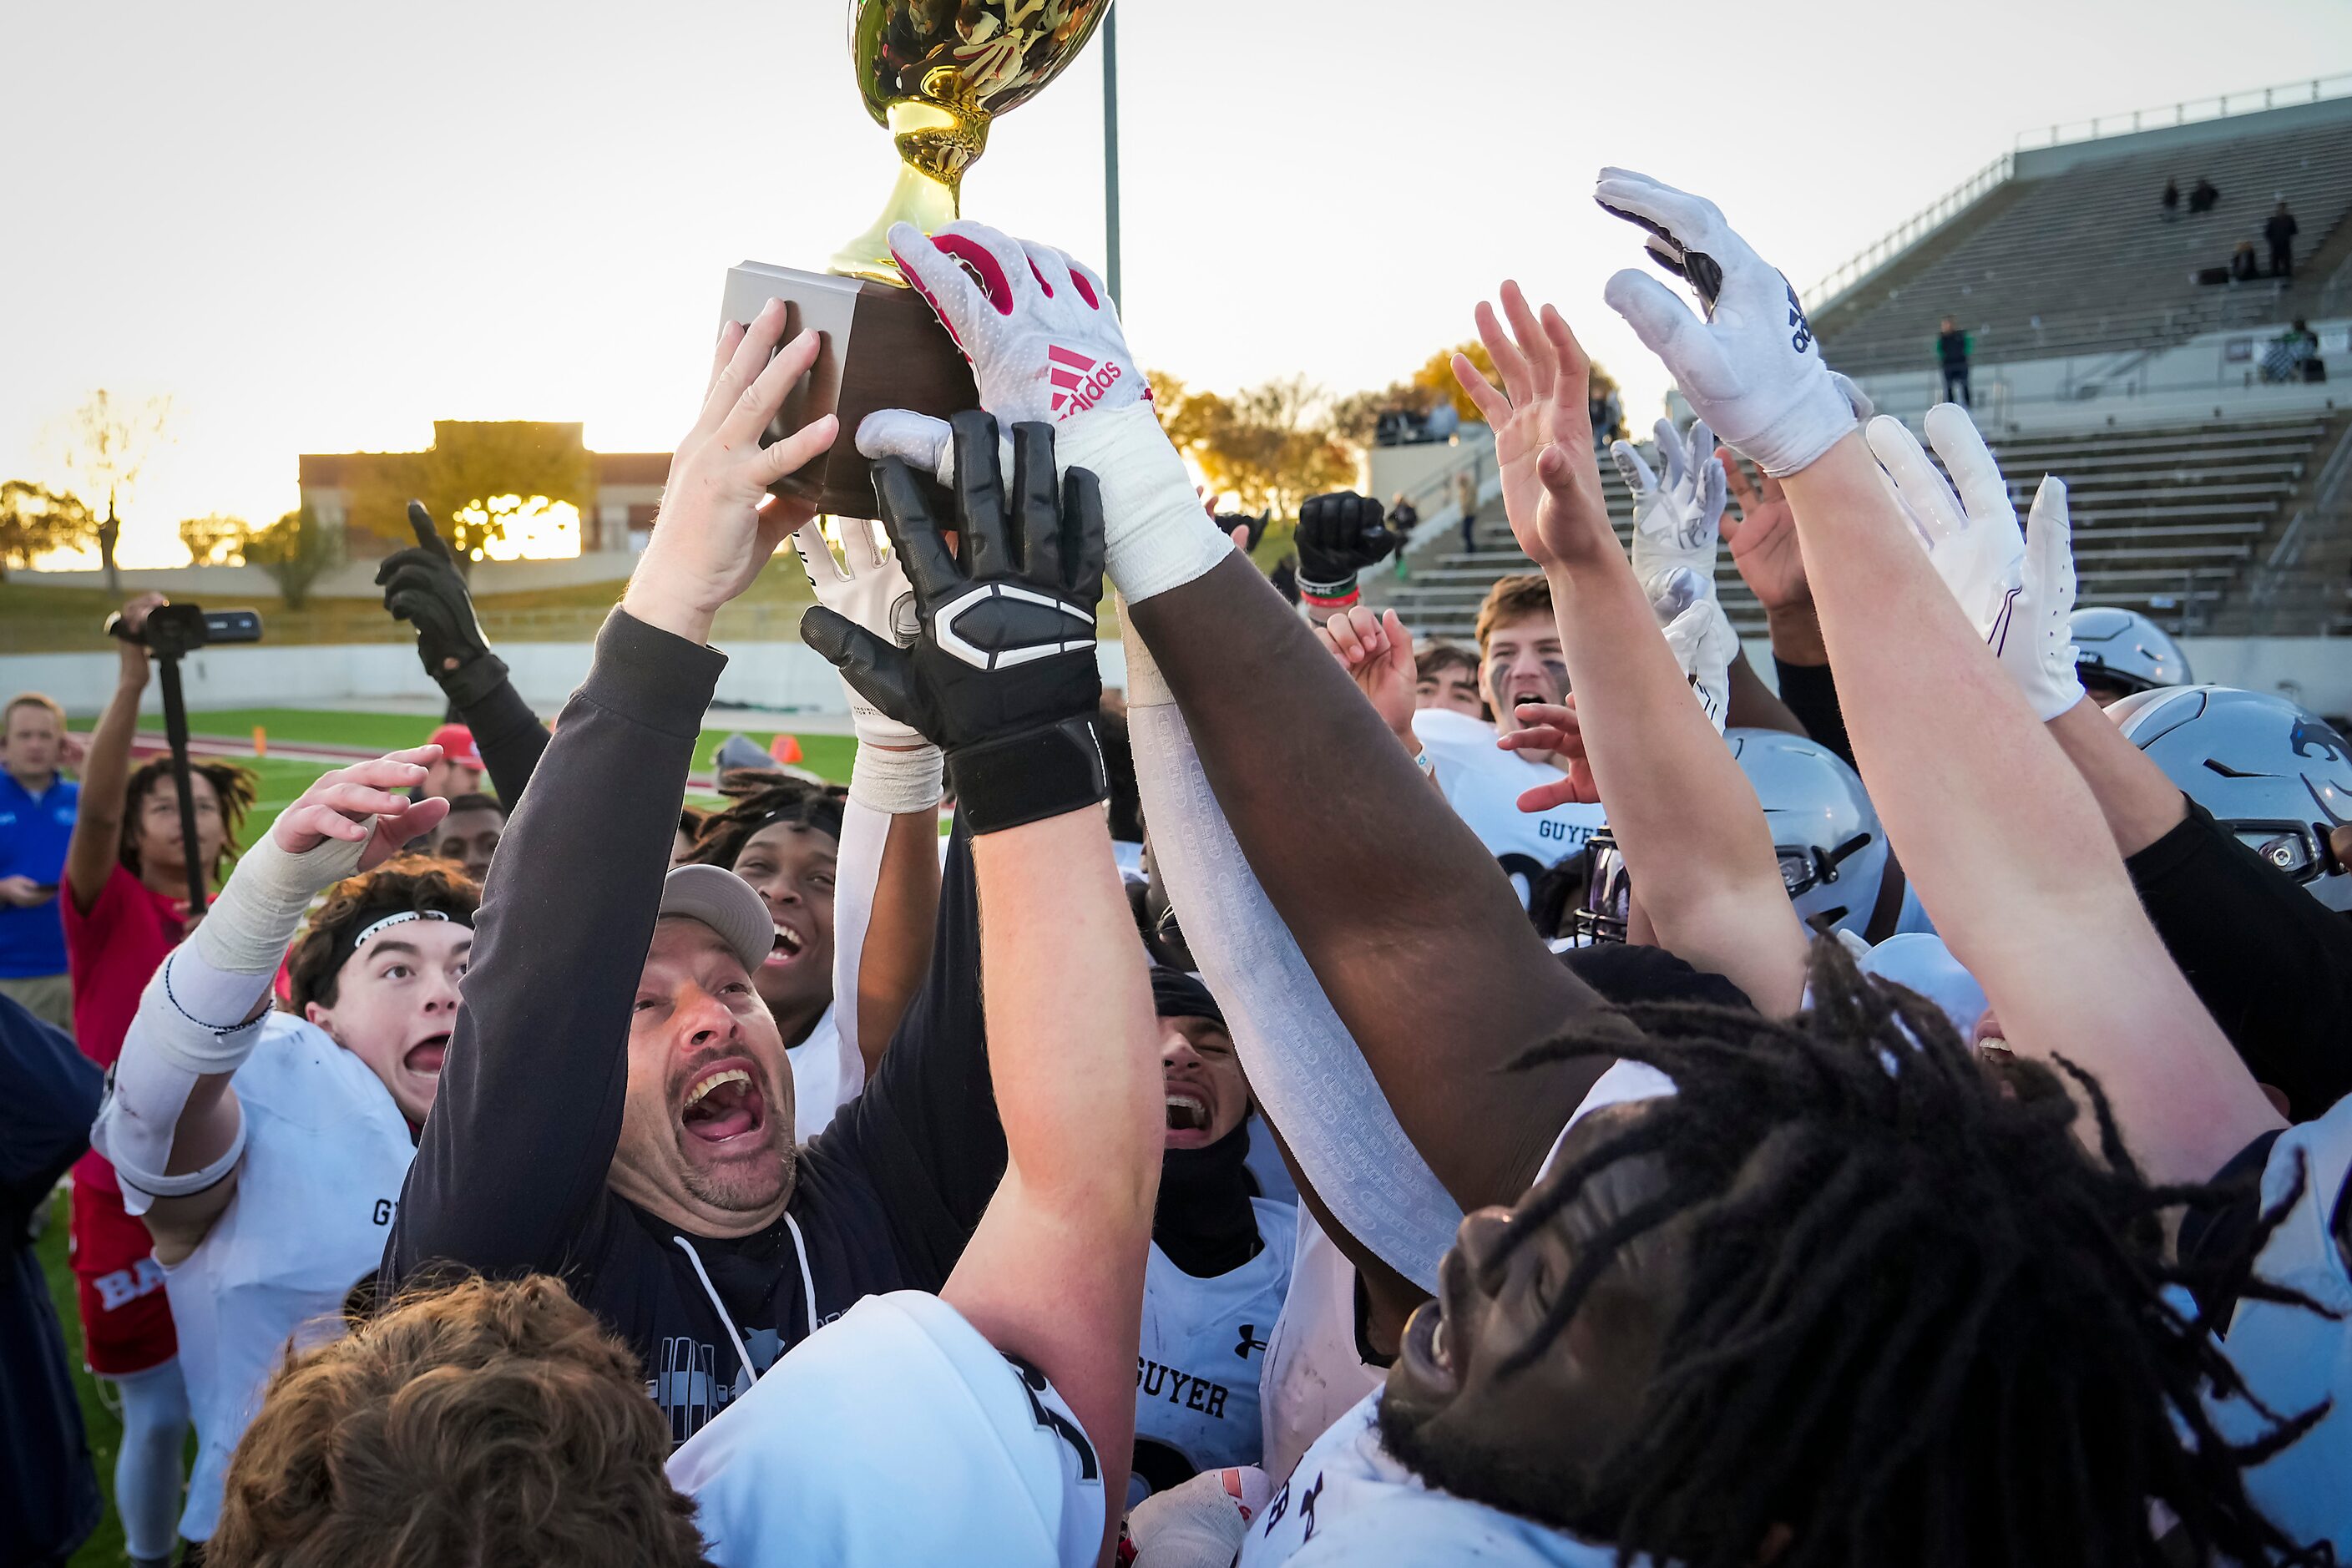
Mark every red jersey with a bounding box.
[63,863,189,1193]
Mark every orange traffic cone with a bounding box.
[769,734,804,765]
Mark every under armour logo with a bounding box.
[1235,1323,1268,1360]
[1048,343,1123,417]
[1785,279,1815,355]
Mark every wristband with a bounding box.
[438,649,512,711]
[1295,572,1361,610]
[948,717,1109,835]
[849,742,946,816]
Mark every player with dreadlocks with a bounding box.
[1266,938,2322,1567]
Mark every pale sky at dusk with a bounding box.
[3,0,2348,564]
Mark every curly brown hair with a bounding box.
[119,756,259,878]
[686,776,844,873]
[210,1273,710,1568]
[283,856,481,1013]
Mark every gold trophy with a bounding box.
[722,0,1114,518]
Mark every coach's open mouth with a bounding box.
[680,1059,768,1145]
[403,1032,450,1075]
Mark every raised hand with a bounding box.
[1718,449,1809,614]
[1313,604,1416,745]
[377,502,507,706]
[1450,284,1610,572]
[791,516,928,751]
[1615,416,1728,609]
[1497,699,1598,811]
[1596,169,1865,477]
[271,745,451,872]
[622,300,837,644]
[1864,405,2084,721]
[802,413,1108,835]
[1294,492,1397,615]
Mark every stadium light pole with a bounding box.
[1102,4,1122,307]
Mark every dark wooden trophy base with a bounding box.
[720,260,979,519]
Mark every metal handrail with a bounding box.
[1808,154,2013,315]
[2246,412,2352,629]
[2015,73,2352,153]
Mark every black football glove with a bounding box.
[802,412,1107,836]
[375,502,508,710]
[1295,491,1396,610]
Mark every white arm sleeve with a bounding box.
[1123,635,1461,1292]
[829,795,891,1080]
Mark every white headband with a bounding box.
[349,908,454,950]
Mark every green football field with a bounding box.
[38,703,857,1564]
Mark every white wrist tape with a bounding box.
[93,969,262,1216]
[194,825,367,976]
[1055,403,1230,604]
[847,742,944,816]
[1115,596,1172,709]
[141,948,274,1075]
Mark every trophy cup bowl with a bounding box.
[721,0,1113,518]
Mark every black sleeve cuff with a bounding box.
[948,717,1109,835]
[580,608,729,741]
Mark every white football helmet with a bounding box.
[2071,607,2191,699]
[1727,730,1889,937]
[2109,685,2352,912]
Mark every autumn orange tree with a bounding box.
[1151,372,1356,523]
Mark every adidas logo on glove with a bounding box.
[1048,344,1123,417]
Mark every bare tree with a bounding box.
[54,389,172,592]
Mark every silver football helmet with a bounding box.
[2109,685,2352,912]
[2071,606,2191,699]
[1727,730,1889,937]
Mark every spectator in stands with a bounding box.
[0,692,78,1030]
[1588,384,1624,450]
[2269,317,2324,384]
[2267,200,2299,279]
[1455,468,1479,553]
[2161,177,2180,222]
[2230,239,2262,284]
[2189,175,2220,214]
[1936,316,1973,407]
[1387,492,1419,580]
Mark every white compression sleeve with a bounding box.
[829,795,892,1075]
[1055,403,1232,604]
[1125,660,1461,1292]
[195,823,367,976]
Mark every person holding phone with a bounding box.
[0,690,79,1030]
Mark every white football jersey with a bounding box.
[787,1000,861,1143]
[164,1013,417,1541]
[1242,1389,1627,1565]
[1412,708,1605,903]
[1131,1196,1298,1506]
[670,1291,1105,1568]
[2210,1094,2352,1557]
[1260,1206,1386,1486]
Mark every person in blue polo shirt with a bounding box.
[0,692,81,1032]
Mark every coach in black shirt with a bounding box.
[382,306,1007,1443]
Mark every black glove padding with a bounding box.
[1295,490,1396,605]
[802,412,1108,836]
[375,502,508,709]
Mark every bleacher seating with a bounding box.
[1375,412,2335,645]
[1813,111,2352,378]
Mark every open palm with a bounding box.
[1719,449,1809,612]
[1451,284,1609,570]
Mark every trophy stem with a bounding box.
[829,149,969,284]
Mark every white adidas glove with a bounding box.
[792,517,943,812]
[1864,404,2085,721]
[1616,416,1728,609]
[872,220,1225,603]
[1596,169,1869,477]
[1660,592,1737,734]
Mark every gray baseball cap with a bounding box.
[657,863,774,974]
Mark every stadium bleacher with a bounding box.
[1813,103,2352,377]
[1375,409,2346,645]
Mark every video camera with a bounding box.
[104,603,265,658]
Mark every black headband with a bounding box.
[1150,967,1225,1029]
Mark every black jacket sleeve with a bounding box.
[387,609,723,1282]
[816,817,1004,1291]
[1773,656,1854,770]
[0,994,101,1240]
[2127,797,2352,1120]
[458,670,553,809]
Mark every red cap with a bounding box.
[427,723,483,770]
